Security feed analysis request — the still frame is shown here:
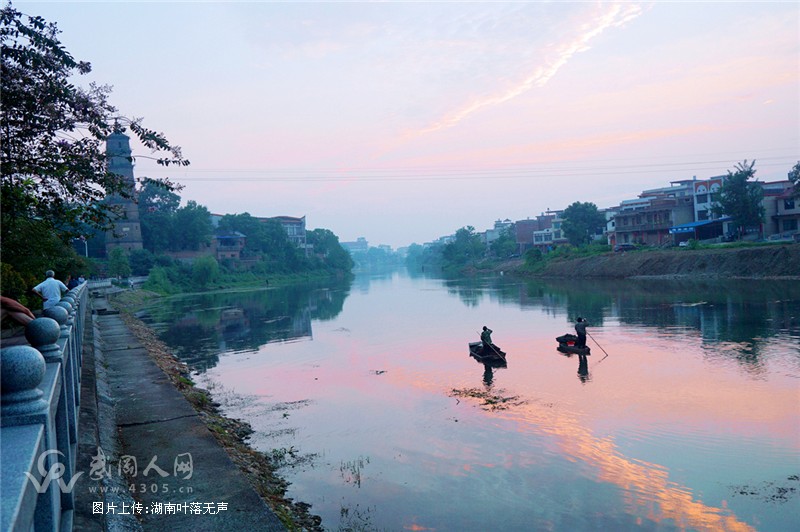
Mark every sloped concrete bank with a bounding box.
[519,244,800,279]
[76,293,292,531]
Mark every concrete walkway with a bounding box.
[73,295,285,531]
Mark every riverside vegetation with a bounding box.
[515,241,800,279]
[409,235,800,280]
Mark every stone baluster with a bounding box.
[55,299,80,388]
[1,344,62,531]
[1,345,47,416]
[58,296,78,362]
[25,317,76,513]
[43,306,79,438]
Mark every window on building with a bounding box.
[698,210,709,220]
[785,199,796,210]
[696,194,708,204]
[784,219,798,231]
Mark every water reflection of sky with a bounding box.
[146,271,799,531]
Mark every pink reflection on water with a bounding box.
[381,335,792,531]
[201,286,797,531]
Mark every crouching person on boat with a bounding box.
[575,317,587,348]
[481,326,493,353]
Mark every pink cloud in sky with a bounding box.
[417,2,644,136]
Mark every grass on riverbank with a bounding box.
[141,267,350,297]
[515,240,799,275]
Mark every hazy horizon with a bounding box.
[16,1,799,249]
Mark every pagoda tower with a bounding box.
[104,129,143,255]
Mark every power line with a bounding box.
[132,156,796,183]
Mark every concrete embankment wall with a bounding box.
[529,244,800,279]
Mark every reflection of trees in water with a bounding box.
[352,268,396,294]
[441,274,799,369]
[140,277,352,371]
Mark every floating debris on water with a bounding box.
[449,387,526,411]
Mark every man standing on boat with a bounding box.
[481,326,493,352]
[575,317,587,348]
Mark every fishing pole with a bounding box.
[587,331,610,358]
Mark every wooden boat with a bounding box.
[556,334,590,356]
[468,341,507,366]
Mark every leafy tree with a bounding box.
[1,217,86,296]
[524,247,543,267]
[490,226,517,258]
[404,243,443,270]
[442,226,485,266]
[789,161,800,200]
[170,201,212,251]
[261,219,304,271]
[307,228,353,271]
[363,246,401,267]
[143,266,176,294]
[0,5,187,281]
[129,248,155,276]
[107,247,131,278]
[712,160,764,238]
[561,202,606,247]
[192,255,219,289]
[217,213,268,258]
[138,181,180,253]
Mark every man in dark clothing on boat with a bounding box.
[575,318,587,348]
[481,326,493,352]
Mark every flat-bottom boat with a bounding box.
[556,334,591,356]
[469,341,507,366]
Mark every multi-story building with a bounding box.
[209,213,311,256]
[602,207,619,245]
[692,176,724,222]
[667,176,731,244]
[515,215,550,253]
[614,195,694,246]
[483,219,513,244]
[341,237,369,254]
[532,211,568,251]
[213,231,246,261]
[763,181,798,237]
[269,215,310,255]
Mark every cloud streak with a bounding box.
[419,2,643,135]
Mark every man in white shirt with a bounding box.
[33,270,69,310]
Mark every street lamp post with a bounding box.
[75,236,88,257]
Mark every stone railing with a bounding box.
[86,279,112,290]
[1,283,88,531]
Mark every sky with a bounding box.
[15,1,800,249]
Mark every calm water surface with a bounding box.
[140,271,800,531]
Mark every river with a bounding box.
[138,270,800,531]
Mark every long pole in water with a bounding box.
[587,331,610,358]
